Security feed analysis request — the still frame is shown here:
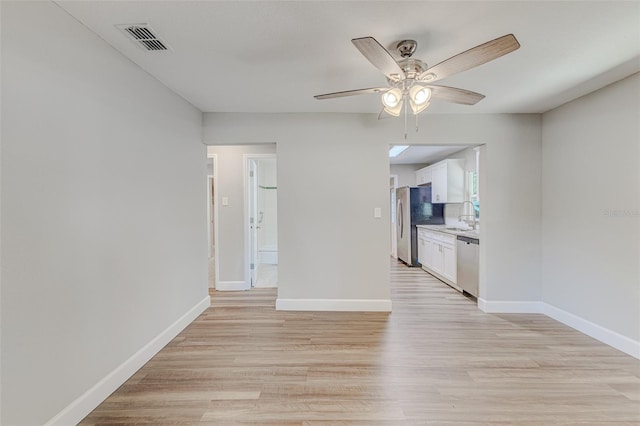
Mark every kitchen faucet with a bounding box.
[458,200,478,230]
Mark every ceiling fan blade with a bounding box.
[425,85,485,105]
[314,87,388,100]
[378,108,394,120]
[352,37,406,81]
[419,34,520,82]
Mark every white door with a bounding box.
[207,155,218,290]
[255,158,278,287]
[249,159,258,286]
[245,155,278,288]
[208,175,216,289]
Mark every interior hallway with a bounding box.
[81,260,640,424]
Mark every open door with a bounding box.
[207,155,217,289]
[246,155,278,288]
[248,159,258,286]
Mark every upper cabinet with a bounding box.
[431,159,464,203]
[416,159,464,203]
[416,167,432,186]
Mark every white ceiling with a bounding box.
[390,145,468,165]
[56,1,639,115]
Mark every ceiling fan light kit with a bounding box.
[382,88,401,108]
[409,85,431,106]
[315,34,520,139]
[410,99,430,115]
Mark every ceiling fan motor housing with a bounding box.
[386,58,429,84]
[397,39,417,58]
[391,40,428,81]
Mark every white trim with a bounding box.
[207,154,219,289]
[215,281,249,291]
[543,303,640,360]
[477,298,639,360]
[206,175,213,259]
[45,295,211,426]
[276,298,392,312]
[477,298,543,313]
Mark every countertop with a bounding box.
[416,224,480,240]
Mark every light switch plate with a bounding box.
[222,197,229,206]
[374,207,382,218]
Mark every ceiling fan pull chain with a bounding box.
[416,111,420,133]
[404,96,408,140]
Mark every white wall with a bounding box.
[1,2,208,424]
[204,112,542,308]
[542,73,640,343]
[206,145,276,284]
[390,164,426,187]
[206,114,393,309]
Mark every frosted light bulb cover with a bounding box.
[409,86,431,105]
[383,92,399,108]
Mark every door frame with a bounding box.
[390,174,398,258]
[207,154,219,288]
[244,153,277,288]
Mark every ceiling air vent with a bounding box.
[117,24,171,51]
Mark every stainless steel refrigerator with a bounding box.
[396,186,444,266]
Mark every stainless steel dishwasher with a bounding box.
[457,236,479,297]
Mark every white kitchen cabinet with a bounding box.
[427,239,443,272]
[417,229,428,266]
[415,166,433,186]
[418,228,457,286]
[430,159,464,203]
[441,243,457,283]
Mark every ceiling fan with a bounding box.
[314,34,520,133]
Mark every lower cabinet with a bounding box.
[417,228,457,285]
[417,232,428,266]
[441,243,457,283]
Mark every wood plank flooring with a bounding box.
[80,259,640,424]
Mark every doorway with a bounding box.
[246,155,278,288]
[388,143,484,298]
[207,155,218,289]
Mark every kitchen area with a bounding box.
[391,145,481,300]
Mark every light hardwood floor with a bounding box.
[81,259,640,424]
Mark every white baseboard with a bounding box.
[543,303,640,360]
[477,298,639,360]
[215,280,249,291]
[477,298,543,313]
[276,298,392,312]
[45,295,211,426]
